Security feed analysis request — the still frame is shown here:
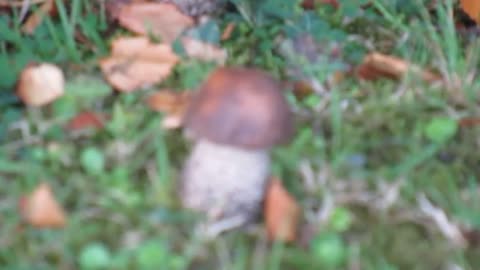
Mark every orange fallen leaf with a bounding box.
[19,182,66,228]
[146,89,185,112]
[146,89,192,129]
[118,2,194,43]
[221,22,235,41]
[17,62,65,106]
[181,37,227,64]
[460,0,480,24]
[356,52,442,83]
[458,117,480,128]
[264,178,300,242]
[356,61,395,81]
[302,0,339,9]
[105,0,148,21]
[21,0,55,34]
[107,36,180,62]
[292,80,315,100]
[66,111,105,131]
[99,36,179,92]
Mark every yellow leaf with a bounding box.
[461,0,480,24]
[356,52,442,83]
[146,90,192,129]
[118,2,193,43]
[181,37,228,64]
[20,182,66,228]
[264,178,300,242]
[99,37,179,92]
[21,0,55,34]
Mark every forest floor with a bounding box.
[1,1,480,269]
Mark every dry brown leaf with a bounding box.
[19,182,66,228]
[181,37,227,64]
[221,22,235,41]
[66,111,105,131]
[264,178,300,242]
[146,89,183,112]
[118,2,194,43]
[21,0,55,34]
[458,117,480,128]
[146,89,191,129]
[17,62,65,106]
[109,36,180,62]
[99,36,179,92]
[356,52,442,83]
[291,80,315,100]
[460,0,480,24]
[302,0,339,9]
[105,0,148,21]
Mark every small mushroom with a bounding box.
[17,62,65,106]
[180,67,294,236]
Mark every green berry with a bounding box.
[79,243,111,269]
[81,147,105,175]
[329,207,353,232]
[424,117,458,144]
[311,233,347,268]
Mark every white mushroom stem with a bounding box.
[181,139,271,233]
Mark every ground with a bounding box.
[1,0,480,269]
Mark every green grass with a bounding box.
[1,0,480,269]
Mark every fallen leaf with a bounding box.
[19,182,66,228]
[458,117,480,128]
[21,0,55,34]
[302,0,339,9]
[181,37,227,64]
[99,36,179,92]
[146,89,191,129]
[461,227,480,247]
[105,0,145,21]
[292,80,313,98]
[118,2,194,43]
[264,178,300,242]
[460,0,480,24]
[67,111,105,131]
[356,52,442,83]
[146,89,184,112]
[108,36,180,62]
[221,22,235,41]
[17,62,65,106]
[356,58,398,81]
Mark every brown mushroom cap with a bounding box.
[184,67,293,149]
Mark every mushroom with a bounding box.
[180,67,294,236]
[17,63,65,106]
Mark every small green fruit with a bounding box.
[329,207,353,232]
[311,232,346,267]
[81,147,105,175]
[424,117,458,144]
[136,241,168,268]
[30,147,47,161]
[79,243,111,269]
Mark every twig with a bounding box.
[19,0,31,22]
[417,193,467,248]
[316,192,334,224]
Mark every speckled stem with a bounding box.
[180,139,270,230]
